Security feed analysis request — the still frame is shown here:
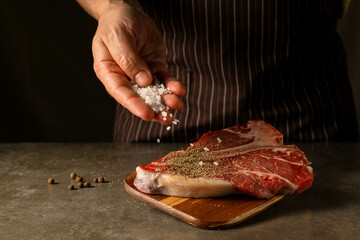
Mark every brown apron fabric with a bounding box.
[114,0,359,142]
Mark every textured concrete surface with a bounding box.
[0,142,359,240]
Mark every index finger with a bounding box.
[92,37,155,121]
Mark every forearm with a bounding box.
[76,0,142,20]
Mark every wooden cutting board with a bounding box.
[124,171,286,229]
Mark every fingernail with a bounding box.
[135,71,151,87]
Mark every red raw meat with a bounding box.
[134,120,314,199]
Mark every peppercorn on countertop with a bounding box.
[0,142,359,239]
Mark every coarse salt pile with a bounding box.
[132,81,171,113]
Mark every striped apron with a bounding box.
[114,0,359,142]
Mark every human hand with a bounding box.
[91,1,185,124]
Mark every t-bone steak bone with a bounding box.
[134,120,314,199]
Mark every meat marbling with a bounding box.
[134,120,314,199]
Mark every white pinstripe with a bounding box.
[147,121,154,141]
[271,0,278,128]
[247,0,253,120]
[299,0,315,141]
[219,0,227,128]
[169,1,180,141]
[205,0,215,129]
[135,118,143,141]
[308,49,329,141]
[183,71,191,141]
[283,0,303,141]
[159,6,168,56]
[179,0,191,141]
[328,58,340,134]
[114,105,120,140]
[192,0,203,139]
[298,53,315,141]
[316,76,329,140]
[119,108,125,141]
[323,28,339,135]
[303,2,328,141]
[126,114,135,142]
[115,104,124,141]
[285,1,290,58]
[259,0,265,120]
[321,62,339,141]
[282,1,290,140]
[121,109,129,141]
[121,110,129,142]
[279,70,290,140]
[323,10,339,135]
[233,0,240,124]
[289,70,303,141]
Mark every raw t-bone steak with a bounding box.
[134,120,314,199]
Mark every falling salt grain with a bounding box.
[157,139,161,143]
[217,137,222,143]
[204,147,209,151]
[190,143,194,146]
[166,126,171,131]
[213,162,219,166]
[172,119,179,125]
[199,161,204,166]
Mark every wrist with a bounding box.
[76,0,143,21]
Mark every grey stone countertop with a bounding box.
[0,142,359,240]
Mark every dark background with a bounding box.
[0,1,359,142]
[0,1,115,142]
